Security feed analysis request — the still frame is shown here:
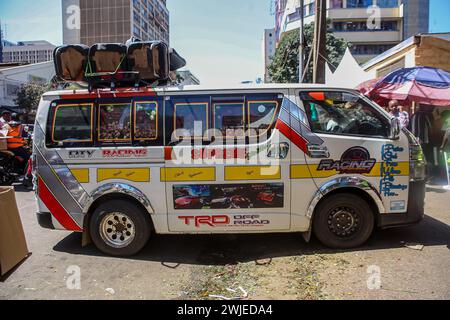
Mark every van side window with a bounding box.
[301,91,390,138]
[134,102,158,140]
[174,103,208,139]
[98,103,131,142]
[213,103,245,138]
[52,104,93,143]
[248,101,279,138]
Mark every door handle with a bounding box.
[307,144,329,158]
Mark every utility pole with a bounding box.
[312,0,327,84]
[298,0,304,83]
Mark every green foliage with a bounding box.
[268,22,348,83]
[14,81,49,122]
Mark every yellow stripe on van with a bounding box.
[97,168,150,183]
[291,164,336,179]
[70,169,89,183]
[291,162,410,179]
[224,166,281,181]
[161,167,216,182]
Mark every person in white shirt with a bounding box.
[388,100,409,128]
[0,111,12,135]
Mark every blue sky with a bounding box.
[0,0,449,84]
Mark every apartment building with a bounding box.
[274,0,429,63]
[262,28,276,82]
[62,0,170,46]
[2,40,56,64]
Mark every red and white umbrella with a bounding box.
[356,67,450,106]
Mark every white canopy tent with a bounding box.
[325,48,372,88]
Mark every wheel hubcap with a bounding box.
[100,212,135,248]
[328,207,359,237]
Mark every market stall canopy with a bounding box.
[325,48,371,88]
[359,66,450,106]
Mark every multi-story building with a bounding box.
[2,40,56,64]
[273,0,430,63]
[262,28,276,82]
[62,0,170,46]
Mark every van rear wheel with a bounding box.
[90,200,151,257]
[313,193,374,249]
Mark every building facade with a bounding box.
[363,33,450,78]
[262,28,276,83]
[2,41,56,64]
[274,0,430,64]
[0,61,54,109]
[62,0,170,46]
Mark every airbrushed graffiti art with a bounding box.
[173,183,284,210]
[380,144,408,197]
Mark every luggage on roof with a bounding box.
[53,45,89,82]
[52,39,186,90]
[127,40,170,82]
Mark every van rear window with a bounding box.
[52,104,93,143]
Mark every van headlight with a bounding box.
[410,144,426,181]
[404,128,426,181]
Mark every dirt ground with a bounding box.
[1,185,449,300]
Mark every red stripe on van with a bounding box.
[164,147,173,160]
[60,87,157,100]
[37,177,83,232]
[276,119,308,154]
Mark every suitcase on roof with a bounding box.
[86,43,132,86]
[127,41,170,83]
[53,45,89,82]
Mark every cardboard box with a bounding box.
[0,138,7,151]
[0,187,30,276]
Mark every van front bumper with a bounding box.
[36,211,55,230]
[378,180,426,228]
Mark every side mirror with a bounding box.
[389,118,401,140]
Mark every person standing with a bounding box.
[388,100,409,128]
[0,111,11,128]
[6,114,30,163]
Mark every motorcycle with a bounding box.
[0,135,33,187]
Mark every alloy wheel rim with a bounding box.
[99,212,136,248]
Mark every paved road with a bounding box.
[1,185,449,300]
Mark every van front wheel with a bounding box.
[90,200,152,257]
[313,193,374,249]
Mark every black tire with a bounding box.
[89,199,152,257]
[313,193,374,249]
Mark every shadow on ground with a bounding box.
[53,214,450,266]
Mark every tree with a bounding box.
[268,21,348,83]
[14,81,49,122]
